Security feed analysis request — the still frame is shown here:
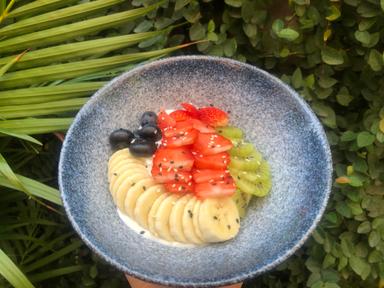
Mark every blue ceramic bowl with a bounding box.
[59,56,332,287]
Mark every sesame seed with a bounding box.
[172,184,176,188]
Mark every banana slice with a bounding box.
[124,178,156,217]
[108,160,147,181]
[148,193,169,237]
[109,149,145,166]
[169,194,192,243]
[114,173,147,211]
[134,185,165,229]
[192,199,204,240]
[198,197,240,243]
[154,194,180,242]
[109,165,148,199]
[182,197,204,244]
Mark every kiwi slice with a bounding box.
[234,177,271,197]
[229,152,262,171]
[230,143,254,157]
[216,126,244,139]
[232,189,252,218]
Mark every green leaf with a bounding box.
[0,249,35,288]
[272,19,284,34]
[0,128,41,145]
[189,22,205,40]
[0,173,62,205]
[243,23,257,38]
[368,231,380,247]
[368,250,382,263]
[312,102,337,128]
[8,0,78,18]
[321,47,344,65]
[291,68,302,89]
[277,28,299,41]
[340,131,356,141]
[318,75,337,89]
[0,118,73,135]
[175,0,190,11]
[225,0,242,7]
[0,153,27,194]
[349,255,371,280]
[357,221,371,234]
[354,30,371,45]
[0,2,163,53]
[381,0,384,12]
[134,20,153,33]
[326,5,341,21]
[322,254,336,269]
[29,265,84,283]
[0,0,125,38]
[336,87,353,106]
[356,131,375,147]
[0,49,28,77]
[367,49,383,72]
[223,38,237,57]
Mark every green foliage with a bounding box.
[1,0,384,287]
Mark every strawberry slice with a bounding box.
[151,166,193,183]
[158,110,176,130]
[169,110,192,122]
[153,147,194,171]
[164,181,194,194]
[198,107,229,127]
[191,119,215,133]
[181,102,199,118]
[193,133,233,155]
[162,128,198,148]
[193,152,230,170]
[192,169,231,183]
[163,120,194,138]
[194,179,236,198]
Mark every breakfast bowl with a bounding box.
[58,55,332,287]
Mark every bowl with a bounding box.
[59,56,332,287]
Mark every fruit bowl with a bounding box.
[59,56,332,287]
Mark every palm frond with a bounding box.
[0,0,125,38]
[0,1,164,54]
[0,248,35,288]
[0,118,73,135]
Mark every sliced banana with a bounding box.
[108,160,146,180]
[114,173,147,211]
[109,149,145,165]
[192,199,204,240]
[134,185,165,229]
[169,194,192,243]
[182,197,204,244]
[124,178,156,217]
[198,197,240,243]
[148,193,169,237]
[154,194,180,242]
[110,165,148,199]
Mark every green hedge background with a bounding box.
[0,0,383,287]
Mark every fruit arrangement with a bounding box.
[107,103,271,244]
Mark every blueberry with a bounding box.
[109,129,134,150]
[129,138,157,157]
[136,125,162,141]
[140,111,157,126]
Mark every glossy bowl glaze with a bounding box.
[59,56,332,287]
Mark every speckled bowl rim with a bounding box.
[59,55,332,287]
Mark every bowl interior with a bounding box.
[59,56,332,286]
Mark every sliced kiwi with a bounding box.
[229,156,261,171]
[230,142,254,157]
[232,189,252,218]
[216,126,244,139]
[234,177,271,197]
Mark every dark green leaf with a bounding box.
[336,87,353,106]
[277,28,299,41]
[340,131,356,141]
[189,22,205,40]
[368,231,380,247]
[349,255,371,280]
[321,47,344,65]
[292,68,302,89]
[356,131,375,147]
[368,49,383,71]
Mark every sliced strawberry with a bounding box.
[193,133,233,155]
[193,152,230,170]
[151,166,193,183]
[164,181,194,194]
[163,120,194,138]
[162,128,198,148]
[181,102,199,118]
[192,169,231,183]
[198,107,229,127]
[191,119,215,133]
[194,179,236,198]
[169,110,192,122]
[158,110,176,130]
[153,147,194,171]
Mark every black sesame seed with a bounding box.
[188,210,193,218]
[158,163,162,167]
[236,218,240,224]
[140,231,145,235]
[227,225,231,230]
[131,182,136,187]
[113,173,117,176]
[170,160,174,164]
[209,103,214,107]
[227,110,231,114]
[213,216,218,220]
[179,165,183,169]
[143,186,146,190]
